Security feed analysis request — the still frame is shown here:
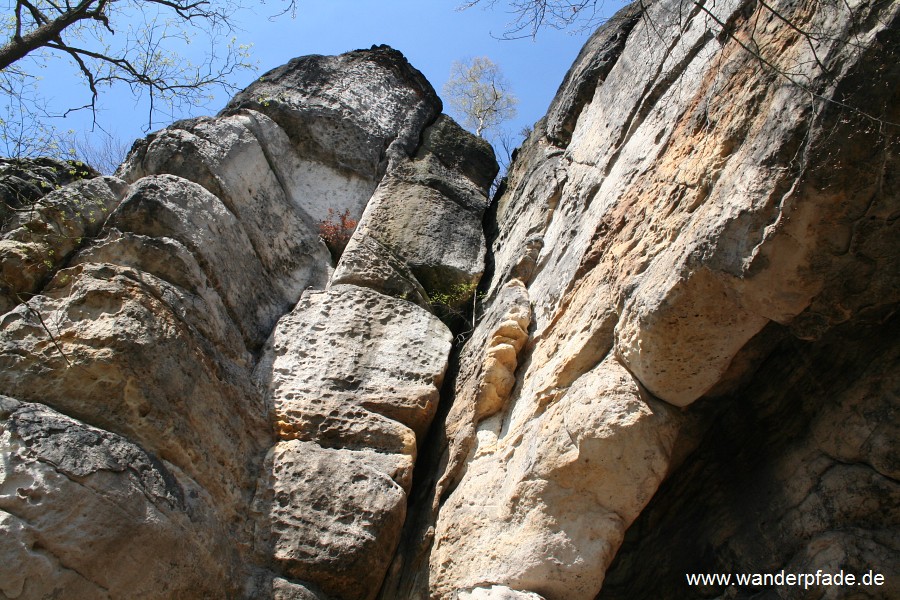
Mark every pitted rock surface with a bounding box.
[1,4,898,599]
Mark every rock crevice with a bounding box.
[2,2,898,598]
[1,45,495,599]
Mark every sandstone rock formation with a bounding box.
[2,1,898,599]
[0,395,231,598]
[0,46,495,599]
[385,0,899,598]
[250,285,451,600]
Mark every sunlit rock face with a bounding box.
[0,46,494,599]
[382,0,899,599]
[2,0,898,597]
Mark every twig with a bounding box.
[22,296,72,367]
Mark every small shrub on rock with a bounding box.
[318,208,357,260]
[429,281,484,338]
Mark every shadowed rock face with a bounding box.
[2,1,898,599]
[598,313,900,600]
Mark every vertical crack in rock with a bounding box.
[2,1,899,598]
[243,51,498,600]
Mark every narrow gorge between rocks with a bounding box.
[1,1,898,599]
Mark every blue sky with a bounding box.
[28,0,628,157]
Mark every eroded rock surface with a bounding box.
[249,285,452,599]
[0,45,493,599]
[0,396,233,598]
[334,114,495,307]
[598,314,900,600]
[430,356,680,599]
[2,2,898,599]
[386,0,899,598]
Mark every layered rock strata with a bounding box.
[1,0,898,598]
[0,46,495,599]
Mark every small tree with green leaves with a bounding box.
[443,56,518,139]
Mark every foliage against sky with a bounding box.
[444,56,518,139]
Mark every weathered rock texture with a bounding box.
[250,285,451,600]
[0,395,230,598]
[2,1,898,599]
[1,46,494,599]
[384,0,899,598]
[598,311,900,600]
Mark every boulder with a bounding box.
[254,440,408,600]
[222,45,440,179]
[332,115,496,310]
[250,284,452,599]
[253,285,453,456]
[0,396,238,598]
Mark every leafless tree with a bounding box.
[490,125,530,196]
[0,0,296,156]
[67,130,129,174]
[458,0,611,38]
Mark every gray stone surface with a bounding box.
[0,157,99,229]
[253,285,452,456]
[0,258,270,528]
[222,45,440,179]
[0,44,484,600]
[459,586,546,600]
[543,2,644,146]
[332,115,496,307]
[0,396,237,598]
[251,284,453,599]
[254,440,408,600]
[0,176,126,314]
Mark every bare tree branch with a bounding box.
[23,297,71,367]
[459,0,609,38]
[0,0,297,157]
[463,0,898,128]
